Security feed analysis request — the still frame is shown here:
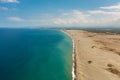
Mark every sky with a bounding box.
[0,0,120,28]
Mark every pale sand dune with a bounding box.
[64,30,120,80]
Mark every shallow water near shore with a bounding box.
[0,28,73,80]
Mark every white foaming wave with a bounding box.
[72,39,76,80]
[61,30,76,80]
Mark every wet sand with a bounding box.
[65,30,120,80]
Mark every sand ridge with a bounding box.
[65,30,120,80]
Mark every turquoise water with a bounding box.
[0,29,73,80]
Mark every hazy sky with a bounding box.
[0,0,120,28]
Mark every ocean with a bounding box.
[0,28,73,80]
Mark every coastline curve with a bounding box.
[61,30,76,80]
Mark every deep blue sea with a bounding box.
[0,28,73,80]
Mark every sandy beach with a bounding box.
[64,30,120,80]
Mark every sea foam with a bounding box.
[61,30,76,80]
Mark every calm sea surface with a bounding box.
[0,29,73,80]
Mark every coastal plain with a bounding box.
[65,30,120,80]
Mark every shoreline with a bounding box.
[61,30,76,80]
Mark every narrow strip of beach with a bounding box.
[64,30,120,80]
